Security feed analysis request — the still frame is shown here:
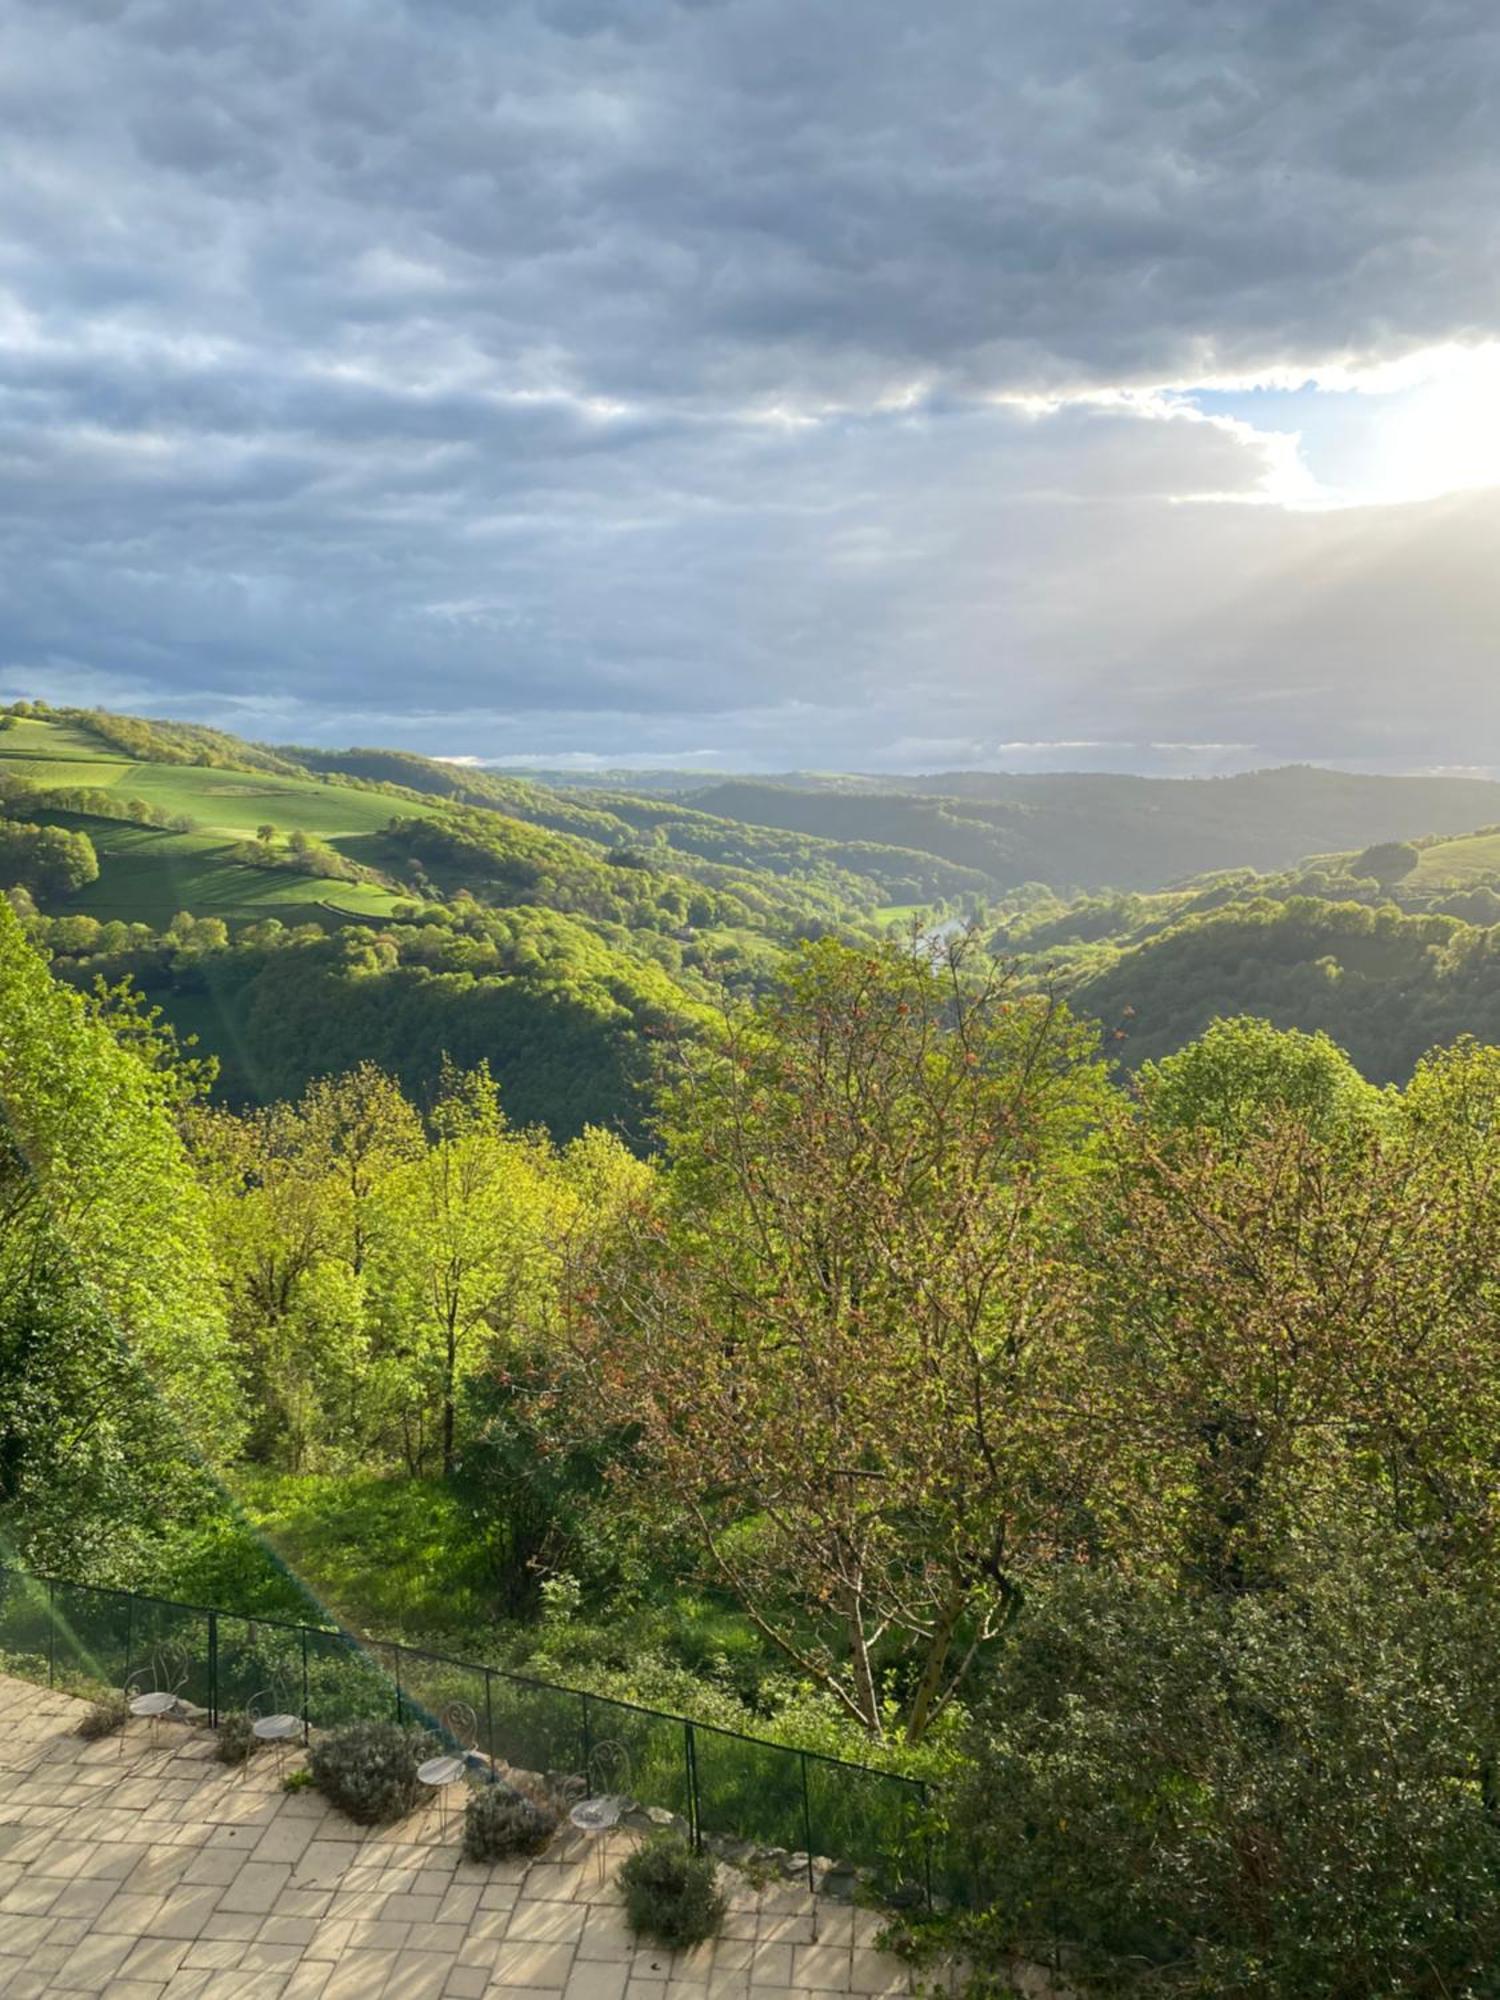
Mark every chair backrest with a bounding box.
[246,1684,292,1721]
[440,1700,479,1756]
[587,1737,632,1799]
[125,1642,190,1701]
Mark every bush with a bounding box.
[308,1719,439,1825]
[215,1710,258,1766]
[619,1835,725,1949]
[463,1783,557,1862]
[76,1693,128,1740]
[945,1554,1500,1999]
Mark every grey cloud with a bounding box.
[3,0,1500,765]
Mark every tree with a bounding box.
[1137,1016,1387,1149]
[371,1063,572,1477]
[0,819,98,900]
[189,1065,426,1469]
[1081,1041,1500,1593]
[565,938,1111,1742]
[1353,839,1420,887]
[0,900,242,1572]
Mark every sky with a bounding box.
[3,0,1500,775]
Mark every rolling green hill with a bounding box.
[682,769,1500,892]
[18,699,1500,1126]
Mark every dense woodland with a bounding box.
[17,705,1500,1990]
[11,889,1500,1993]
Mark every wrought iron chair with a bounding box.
[417,1700,478,1838]
[246,1684,302,1780]
[569,1737,633,1883]
[122,1643,190,1756]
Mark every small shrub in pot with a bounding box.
[76,1692,129,1740]
[463,1783,557,1862]
[308,1720,439,1825]
[619,1834,725,1948]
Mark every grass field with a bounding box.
[1409,831,1500,888]
[0,716,430,926]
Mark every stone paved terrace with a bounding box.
[0,1674,929,2000]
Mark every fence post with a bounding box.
[684,1722,701,1851]
[208,1612,218,1729]
[800,1752,814,1895]
[47,1578,55,1689]
[123,1593,133,1691]
[484,1670,496,1778]
[394,1649,404,1727]
[300,1627,310,1744]
[580,1692,593,1783]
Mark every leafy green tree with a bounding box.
[371,1063,573,1476]
[0,818,98,900]
[567,938,1111,1742]
[0,900,242,1571]
[1354,838,1420,886]
[949,1546,1500,1999]
[1137,1016,1387,1149]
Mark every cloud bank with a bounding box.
[3,0,1500,770]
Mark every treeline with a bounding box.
[1,699,303,775]
[381,809,857,938]
[0,769,194,832]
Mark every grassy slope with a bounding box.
[1408,830,1500,888]
[0,716,430,925]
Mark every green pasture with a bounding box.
[0,717,427,926]
[29,820,406,928]
[1409,831,1500,888]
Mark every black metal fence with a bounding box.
[0,1564,952,1905]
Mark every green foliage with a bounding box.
[308,1719,440,1824]
[76,1692,129,1739]
[282,1766,315,1792]
[0,900,244,1576]
[0,817,98,899]
[1353,837,1420,885]
[619,1835,725,1948]
[571,937,1111,1743]
[948,1554,1500,1999]
[1138,1015,1387,1146]
[216,1710,259,1766]
[462,1783,558,1861]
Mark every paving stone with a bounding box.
[0,1672,930,2000]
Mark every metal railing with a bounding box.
[0,1564,951,1905]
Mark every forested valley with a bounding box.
[16,704,1500,1990]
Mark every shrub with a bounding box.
[76,1693,128,1740]
[619,1835,725,1949]
[945,1554,1500,1998]
[308,1720,438,1825]
[215,1710,258,1766]
[463,1783,557,1863]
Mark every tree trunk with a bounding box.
[903,1586,969,1745]
[848,1596,883,1740]
[442,1312,457,1477]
